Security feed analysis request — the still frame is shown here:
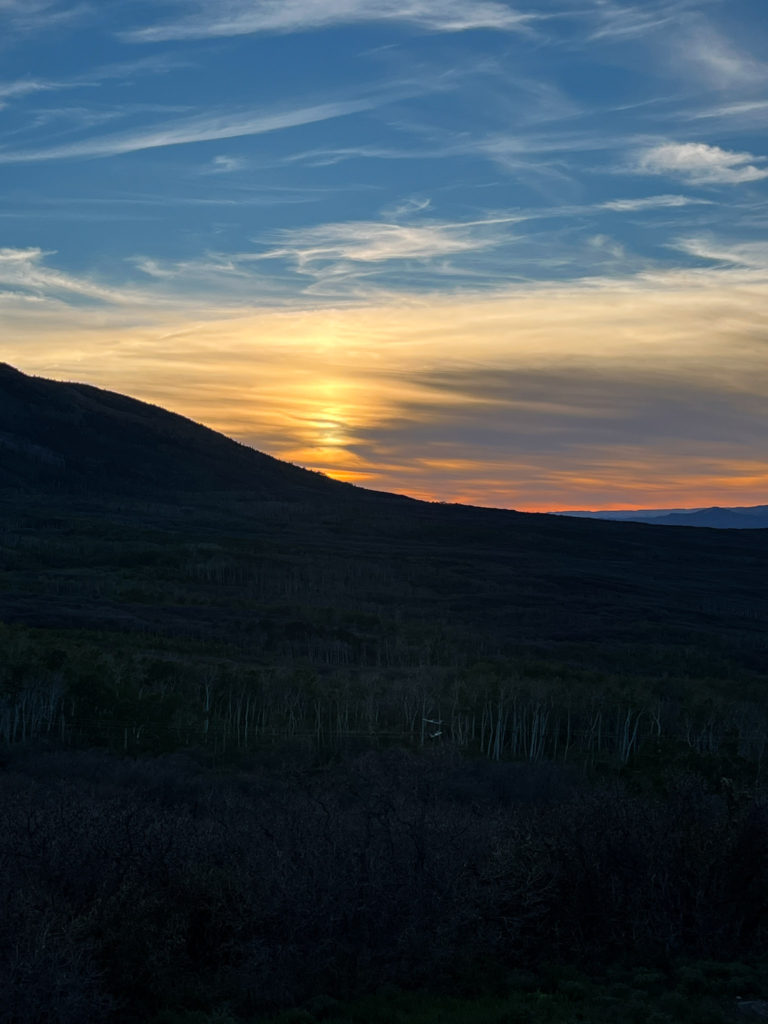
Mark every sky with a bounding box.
[1,0,767,511]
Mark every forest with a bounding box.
[2,365,768,1022]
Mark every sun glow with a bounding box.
[5,268,768,510]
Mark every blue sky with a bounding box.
[1,0,767,508]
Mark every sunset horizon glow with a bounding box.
[2,0,766,512]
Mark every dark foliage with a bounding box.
[1,747,767,1022]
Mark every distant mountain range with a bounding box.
[559,505,768,529]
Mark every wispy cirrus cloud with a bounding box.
[679,24,767,91]
[0,77,66,109]
[85,53,194,81]
[0,247,141,304]
[0,0,91,36]
[127,214,525,300]
[0,97,378,164]
[585,4,767,111]
[586,1,679,41]
[204,154,247,174]
[674,236,768,270]
[689,100,768,132]
[246,214,532,295]
[580,0,753,57]
[601,194,712,212]
[125,191,737,301]
[382,197,432,218]
[0,77,58,99]
[694,100,768,120]
[123,0,538,43]
[261,217,516,266]
[635,142,768,185]
[0,56,192,112]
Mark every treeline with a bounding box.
[1,745,767,1023]
[0,627,765,778]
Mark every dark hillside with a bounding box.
[0,364,767,765]
[0,362,355,498]
[1,362,768,690]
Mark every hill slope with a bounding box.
[0,362,351,498]
[3,361,768,684]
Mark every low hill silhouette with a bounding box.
[561,504,768,529]
[0,362,354,498]
[646,506,768,528]
[2,360,768,661]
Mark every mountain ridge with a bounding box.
[4,363,765,528]
[559,503,768,529]
[0,362,376,500]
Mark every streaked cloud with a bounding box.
[0,246,146,304]
[601,194,711,212]
[680,24,767,90]
[0,55,185,100]
[0,58,189,113]
[693,99,768,121]
[0,77,64,108]
[635,142,768,185]
[0,0,91,36]
[0,97,379,163]
[115,195,750,301]
[123,0,538,43]
[674,237,768,269]
[586,1,680,42]
[384,197,432,218]
[205,155,247,174]
[122,212,528,302]
[4,262,768,509]
[260,215,519,267]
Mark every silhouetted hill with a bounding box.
[646,506,768,528]
[4,360,768,684]
[0,363,354,498]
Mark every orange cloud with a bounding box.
[5,267,768,510]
